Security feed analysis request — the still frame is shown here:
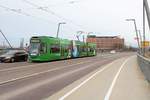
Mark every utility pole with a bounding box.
[0,30,12,48]
[56,22,66,38]
[138,30,143,54]
[144,0,150,31]
[83,35,85,43]
[138,30,143,46]
[20,38,24,49]
[126,19,140,50]
[143,0,146,56]
[143,0,150,56]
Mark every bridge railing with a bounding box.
[137,54,150,83]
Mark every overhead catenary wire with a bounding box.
[0,5,30,16]
[0,0,89,32]
[41,0,86,7]
[0,4,78,35]
[0,5,80,41]
[0,4,58,24]
[0,0,90,40]
[22,0,86,30]
[31,0,85,7]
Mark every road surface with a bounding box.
[48,55,150,100]
[0,52,139,100]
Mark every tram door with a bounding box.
[60,45,65,59]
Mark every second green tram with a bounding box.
[29,36,96,62]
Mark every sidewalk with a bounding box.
[46,56,150,100]
[109,56,150,100]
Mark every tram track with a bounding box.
[0,62,34,70]
[0,55,101,72]
[0,52,135,100]
[0,56,107,85]
[0,54,116,72]
[0,60,94,85]
[0,53,119,72]
[0,53,132,86]
[0,58,112,100]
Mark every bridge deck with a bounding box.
[48,56,150,100]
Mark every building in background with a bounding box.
[86,35,124,52]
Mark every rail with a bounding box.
[137,54,150,83]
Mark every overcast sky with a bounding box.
[0,0,150,47]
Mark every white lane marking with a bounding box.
[0,58,92,72]
[0,59,90,72]
[59,58,120,100]
[0,59,106,99]
[0,63,47,72]
[0,53,123,85]
[0,53,114,72]
[0,60,92,85]
[104,56,133,100]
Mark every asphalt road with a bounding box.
[49,55,150,100]
[0,52,134,100]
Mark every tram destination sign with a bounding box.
[31,39,40,43]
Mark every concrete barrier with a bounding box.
[137,54,150,83]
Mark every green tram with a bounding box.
[29,36,96,62]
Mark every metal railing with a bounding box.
[137,54,150,83]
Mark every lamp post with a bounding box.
[143,0,150,56]
[56,22,66,38]
[126,19,140,50]
[138,30,144,54]
[138,30,143,45]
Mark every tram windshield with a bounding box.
[30,43,40,55]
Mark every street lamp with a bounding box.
[138,30,143,44]
[56,22,66,38]
[138,30,144,54]
[126,19,140,49]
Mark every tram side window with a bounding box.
[81,47,83,52]
[90,48,92,52]
[84,47,87,52]
[81,46,86,52]
[65,45,69,53]
[50,45,60,53]
[40,43,47,53]
[90,48,94,52]
[77,45,80,52]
